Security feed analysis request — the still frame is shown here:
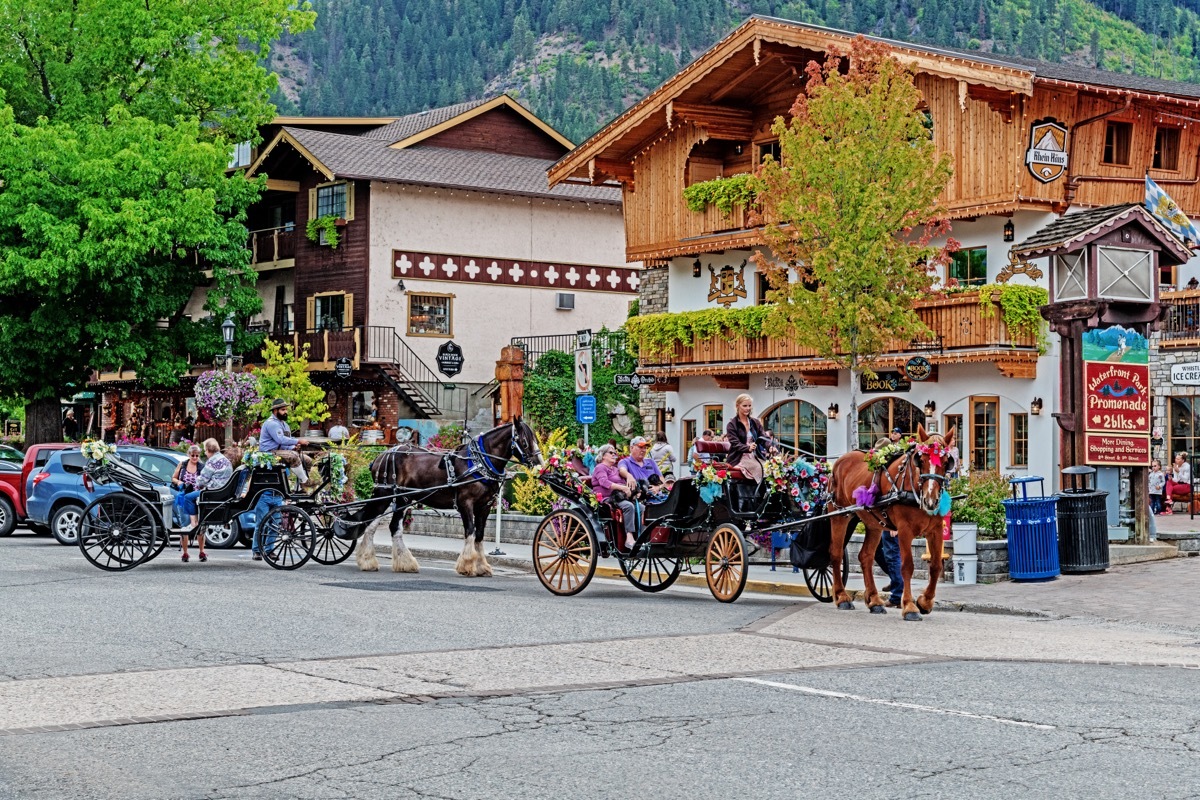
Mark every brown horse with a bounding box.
[828,424,956,621]
[353,418,539,576]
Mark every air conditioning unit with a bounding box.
[555,292,575,310]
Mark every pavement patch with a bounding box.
[320,580,502,593]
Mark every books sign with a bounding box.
[860,371,911,393]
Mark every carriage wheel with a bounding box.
[618,551,682,593]
[532,509,597,596]
[310,511,358,566]
[803,543,851,603]
[258,505,316,570]
[705,523,748,603]
[78,493,160,571]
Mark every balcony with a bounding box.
[248,226,296,269]
[634,291,1041,379]
[1160,288,1200,349]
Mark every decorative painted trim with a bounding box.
[392,250,640,294]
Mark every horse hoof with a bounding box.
[837,601,855,611]
[917,602,932,616]
[903,612,922,622]
[869,605,887,615]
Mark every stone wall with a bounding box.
[635,264,670,432]
[1148,329,1199,464]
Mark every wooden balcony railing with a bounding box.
[1160,288,1200,348]
[689,202,751,238]
[286,327,360,369]
[636,291,1038,370]
[248,226,296,265]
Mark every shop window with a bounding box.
[949,246,987,287]
[1169,397,1200,465]
[352,391,377,427]
[306,292,352,332]
[408,293,453,336]
[944,413,963,447]
[1103,121,1132,166]
[971,396,999,472]
[857,398,923,450]
[1010,413,1029,468]
[705,404,724,435]
[763,399,828,457]
[682,419,697,463]
[1154,127,1181,171]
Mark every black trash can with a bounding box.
[1056,466,1110,574]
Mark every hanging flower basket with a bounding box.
[194,370,261,424]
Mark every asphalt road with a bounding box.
[2,530,1199,799]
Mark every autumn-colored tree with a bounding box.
[752,37,955,452]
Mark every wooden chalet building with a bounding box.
[550,15,1200,486]
[98,95,637,444]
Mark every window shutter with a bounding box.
[307,188,317,221]
[344,293,354,327]
[306,295,315,333]
[344,181,355,221]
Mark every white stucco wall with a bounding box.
[369,183,637,384]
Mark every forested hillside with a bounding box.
[273,0,1200,144]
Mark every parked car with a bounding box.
[26,446,189,545]
[0,443,76,536]
[0,444,23,464]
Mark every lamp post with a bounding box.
[222,314,235,445]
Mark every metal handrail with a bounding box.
[366,326,443,388]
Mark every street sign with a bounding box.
[575,394,597,424]
[436,341,464,377]
[334,357,353,379]
[574,348,593,393]
[576,329,593,349]
[614,373,655,389]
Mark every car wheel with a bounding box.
[50,503,84,546]
[201,522,239,550]
[0,496,15,536]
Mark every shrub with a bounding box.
[949,472,1013,539]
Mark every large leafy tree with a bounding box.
[0,0,314,443]
[752,37,955,452]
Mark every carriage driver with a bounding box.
[260,398,313,487]
[590,444,639,551]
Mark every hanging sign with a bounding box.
[334,357,353,379]
[1025,117,1069,183]
[860,371,911,393]
[1084,362,1150,434]
[4,420,20,437]
[904,356,932,381]
[1084,433,1151,466]
[1082,324,1149,364]
[435,341,464,377]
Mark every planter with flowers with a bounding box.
[194,370,261,427]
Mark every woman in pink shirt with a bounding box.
[591,444,638,550]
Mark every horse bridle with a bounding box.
[472,421,537,481]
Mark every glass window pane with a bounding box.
[408,294,451,335]
[972,399,998,471]
[316,183,347,218]
[858,400,889,450]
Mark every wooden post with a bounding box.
[495,345,525,423]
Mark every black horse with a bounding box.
[353,418,539,576]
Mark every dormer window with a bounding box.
[316,182,347,218]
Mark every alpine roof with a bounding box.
[1012,204,1193,263]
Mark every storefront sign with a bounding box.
[1025,118,1069,183]
[436,341,464,377]
[904,356,932,381]
[1083,361,1150,434]
[1084,432,1150,466]
[860,371,911,393]
[1171,362,1200,385]
[764,374,805,396]
[707,261,748,307]
[3,420,20,437]
[334,357,353,379]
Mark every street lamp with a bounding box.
[222,315,236,444]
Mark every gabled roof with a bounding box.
[246,126,619,205]
[361,95,574,151]
[1012,204,1193,264]
[358,98,492,142]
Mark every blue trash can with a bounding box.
[1003,476,1060,581]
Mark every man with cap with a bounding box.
[260,398,313,486]
[618,435,667,498]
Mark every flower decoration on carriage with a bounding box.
[534,445,599,509]
[694,463,730,503]
[325,451,348,497]
[864,438,916,472]
[80,440,116,464]
[242,449,280,469]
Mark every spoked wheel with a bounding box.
[78,493,160,571]
[533,509,597,596]
[310,512,358,566]
[618,550,682,593]
[803,543,851,603]
[705,523,748,603]
[258,505,316,570]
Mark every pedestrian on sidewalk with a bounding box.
[1149,459,1166,515]
[1163,451,1191,514]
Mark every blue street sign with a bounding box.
[575,394,597,424]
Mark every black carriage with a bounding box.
[533,442,848,603]
[76,453,361,572]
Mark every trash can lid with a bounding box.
[1062,465,1097,476]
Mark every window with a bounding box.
[315,182,347,219]
[758,141,781,164]
[704,405,724,436]
[949,246,987,287]
[352,391,376,426]
[1169,397,1200,466]
[313,293,345,331]
[408,293,453,336]
[944,414,963,445]
[1154,127,1181,171]
[756,271,774,305]
[682,419,697,463]
[228,141,252,169]
[281,303,294,334]
[763,399,828,457]
[971,397,999,472]
[857,398,923,450]
[1103,121,1133,165]
[1010,413,1029,467]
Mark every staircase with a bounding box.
[366,326,445,419]
[379,363,440,418]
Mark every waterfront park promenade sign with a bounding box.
[1081,325,1150,466]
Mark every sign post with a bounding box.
[575,347,593,447]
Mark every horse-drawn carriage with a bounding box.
[532,440,849,604]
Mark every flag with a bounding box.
[1145,174,1200,245]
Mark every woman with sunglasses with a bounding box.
[171,445,204,561]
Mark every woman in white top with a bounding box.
[649,430,676,480]
[1164,451,1192,514]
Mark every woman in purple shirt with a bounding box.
[591,444,638,550]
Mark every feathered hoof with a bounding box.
[356,556,380,572]
[837,601,855,611]
[869,605,887,615]
[475,561,493,577]
[903,611,922,622]
[391,552,420,573]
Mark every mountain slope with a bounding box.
[271,0,1200,144]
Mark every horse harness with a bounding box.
[853,446,950,528]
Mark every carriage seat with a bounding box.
[568,454,593,487]
[692,439,748,480]
[643,477,700,522]
[198,466,251,504]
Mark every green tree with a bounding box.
[751,37,954,452]
[249,340,330,427]
[0,0,314,444]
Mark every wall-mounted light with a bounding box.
[1003,219,1015,242]
[397,279,407,292]
[923,400,936,417]
[733,144,744,156]
[664,407,675,423]
[1030,397,1043,415]
[692,259,702,278]
[827,402,839,420]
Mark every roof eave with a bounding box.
[353,176,621,206]
[245,129,335,181]
[389,95,575,152]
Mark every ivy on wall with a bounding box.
[523,344,643,443]
[624,305,772,358]
[977,283,1050,352]
[682,173,758,214]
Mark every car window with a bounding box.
[0,446,22,463]
[134,455,177,481]
[34,450,55,467]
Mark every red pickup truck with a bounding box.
[0,443,75,536]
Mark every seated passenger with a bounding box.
[174,439,233,563]
[591,444,638,551]
[619,436,668,501]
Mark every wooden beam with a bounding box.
[713,374,750,390]
[670,103,755,140]
[798,370,839,387]
[264,178,301,192]
[591,157,634,183]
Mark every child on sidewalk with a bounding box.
[1149,459,1166,515]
